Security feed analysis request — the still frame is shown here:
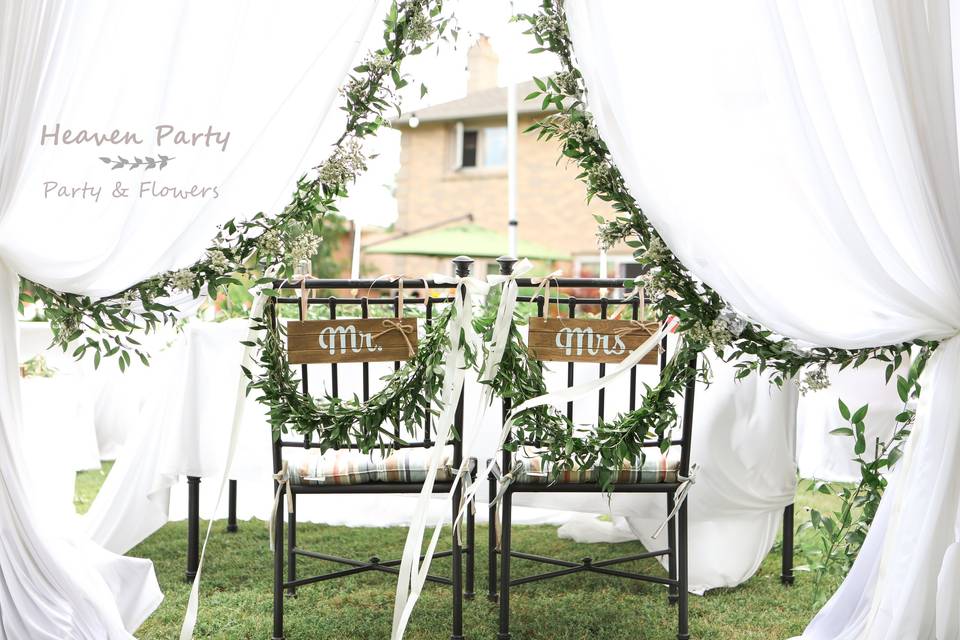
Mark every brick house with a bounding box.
[366,37,638,280]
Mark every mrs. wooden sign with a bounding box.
[527,318,659,364]
[287,318,418,364]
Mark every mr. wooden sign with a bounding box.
[527,318,659,364]
[287,318,418,364]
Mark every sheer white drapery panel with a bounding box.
[567,1,960,638]
[0,1,380,636]
[521,352,798,594]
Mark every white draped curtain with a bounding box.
[567,1,960,638]
[0,1,379,636]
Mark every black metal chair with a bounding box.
[486,256,697,640]
[267,256,477,640]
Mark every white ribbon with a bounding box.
[651,462,698,539]
[386,272,681,640]
[390,275,486,640]
[480,258,535,384]
[179,266,279,640]
[269,460,293,552]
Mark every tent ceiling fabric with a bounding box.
[0,0,381,637]
[567,1,960,638]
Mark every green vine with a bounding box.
[250,295,477,451]
[26,0,456,370]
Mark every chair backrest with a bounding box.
[267,256,475,475]
[495,255,697,479]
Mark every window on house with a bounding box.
[483,127,507,167]
[461,130,478,167]
[456,124,508,169]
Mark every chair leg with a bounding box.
[667,492,678,605]
[487,473,498,603]
[451,482,464,640]
[677,499,689,640]
[185,476,200,582]
[465,471,476,600]
[226,479,238,533]
[272,490,285,640]
[781,503,795,586]
[497,490,512,640]
[286,493,297,598]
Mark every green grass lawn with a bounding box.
[75,467,840,639]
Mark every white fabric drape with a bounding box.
[567,1,960,638]
[0,1,379,636]
[524,351,798,594]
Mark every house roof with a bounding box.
[393,80,553,126]
[364,224,569,261]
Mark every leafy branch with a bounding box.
[801,347,930,604]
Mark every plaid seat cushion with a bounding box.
[286,446,454,486]
[511,446,679,485]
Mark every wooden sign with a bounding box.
[527,318,659,364]
[287,318,418,364]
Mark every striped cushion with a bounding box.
[286,446,454,486]
[512,446,678,485]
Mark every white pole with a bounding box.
[350,220,362,280]
[507,81,518,258]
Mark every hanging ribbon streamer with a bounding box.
[391,265,558,637]
[449,259,541,546]
[390,273,489,640]
[480,258,537,384]
[179,266,280,640]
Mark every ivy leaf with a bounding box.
[896,376,910,403]
[851,404,869,424]
[838,398,850,421]
[854,433,866,455]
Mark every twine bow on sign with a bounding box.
[372,319,417,358]
[270,460,294,552]
[613,319,660,350]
